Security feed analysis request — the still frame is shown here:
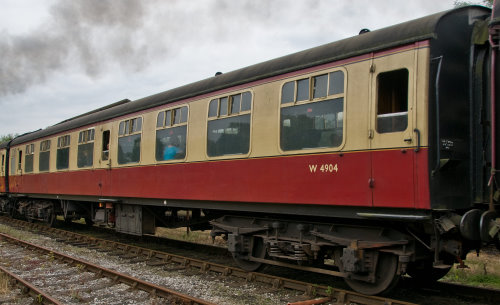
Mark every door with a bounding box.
[369,49,417,208]
[9,148,17,192]
[99,129,111,197]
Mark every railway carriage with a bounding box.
[2,5,500,295]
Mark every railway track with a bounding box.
[3,216,500,305]
[0,264,63,305]
[0,231,216,305]
[0,216,418,305]
[57,219,500,305]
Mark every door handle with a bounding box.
[414,128,421,152]
[403,129,420,152]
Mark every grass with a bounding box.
[0,223,31,241]
[442,251,500,289]
[0,272,9,295]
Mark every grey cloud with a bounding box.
[0,0,452,98]
[0,0,149,96]
[0,0,270,97]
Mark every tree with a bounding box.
[454,0,493,7]
[0,134,17,143]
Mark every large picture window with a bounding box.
[57,135,71,170]
[39,140,51,172]
[280,70,345,151]
[207,92,252,157]
[156,106,188,161]
[78,129,95,168]
[24,144,34,173]
[118,117,142,164]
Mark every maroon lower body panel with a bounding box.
[8,149,431,209]
[0,178,5,193]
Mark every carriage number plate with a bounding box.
[308,163,339,173]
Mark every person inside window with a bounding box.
[163,138,181,160]
[102,143,110,161]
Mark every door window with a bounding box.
[376,69,408,133]
[102,130,110,161]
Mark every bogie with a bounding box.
[211,215,411,295]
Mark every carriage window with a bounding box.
[281,82,295,104]
[39,140,51,172]
[24,144,35,173]
[1,154,4,174]
[376,69,408,133]
[329,71,344,95]
[57,135,71,170]
[313,74,328,99]
[101,130,110,161]
[230,94,241,114]
[241,92,252,111]
[78,129,95,168]
[280,70,345,151]
[18,150,22,171]
[156,106,188,161]
[297,79,310,101]
[118,117,142,164]
[207,92,252,157]
[208,100,219,117]
[219,97,229,116]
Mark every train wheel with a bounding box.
[233,237,267,272]
[344,252,400,295]
[47,212,56,227]
[44,204,57,227]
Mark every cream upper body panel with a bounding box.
[251,83,280,157]
[343,61,371,153]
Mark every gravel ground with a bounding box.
[0,223,302,305]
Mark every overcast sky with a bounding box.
[0,0,467,136]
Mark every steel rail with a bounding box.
[0,217,417,305]
[0,232,216,305]
[0,264,63,305]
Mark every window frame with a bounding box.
[278,68,347,154]
[375,68,409,134]
[56,134,71,170]
[18,150,22,171]
[24,143,35,173]
[101,130,110,161]
[117,116,143,165]
[39,139,51,172]
[155,105,189,163]
[206,90,253,159]
[77,128,95,168]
